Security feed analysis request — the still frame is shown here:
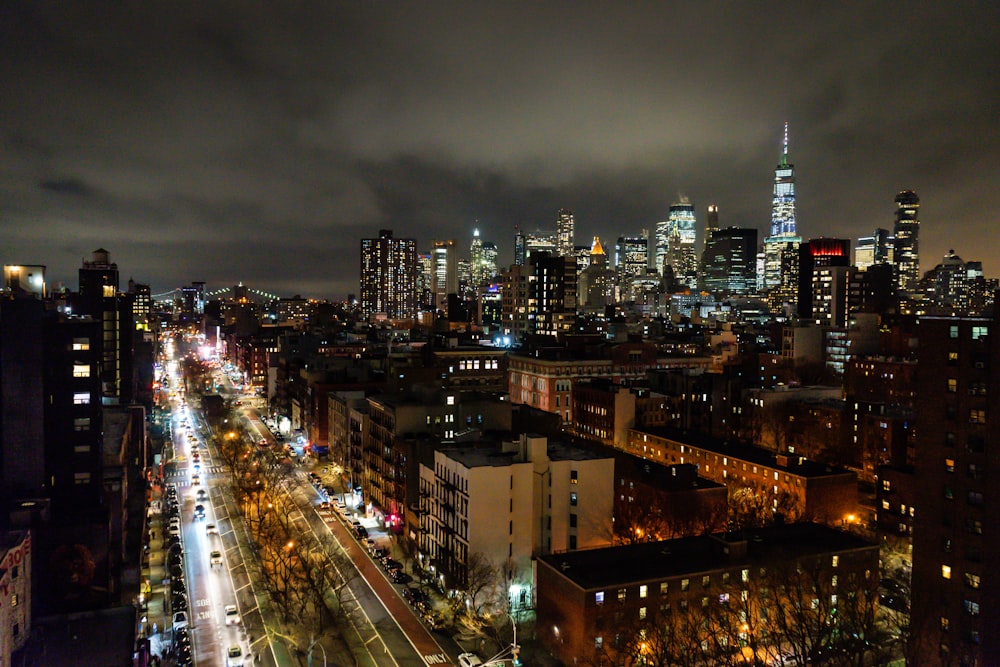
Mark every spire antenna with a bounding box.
[783,121,789,158]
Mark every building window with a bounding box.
[941,616,950,631]
[569,513,577,528]
[947,378,957,393]
[73,364,90,378]
[681,579,690,592]
[659,582,668,595]
[963,600,980,616]
[74,472,91,485]
[594,636,603,649]
[74,418,91,431]
[945,459,955,473]
[942,565,952,579]
[832,555,839,568]
[617,588,627,603]
[970,409,987,424]
[971,326,988,340]
[950,325,959,339]
[570,492,578,506]
[595,591,605,605]
[968,491,984,506]
[72,338,90,351]
[965,573,981,589]
[73,392,91,405]
[570,470,578,484]
[701,575,710,588]
[11,593,18,607]
[639,585,648,599]
[569,535,577,550]
[446,395,455,406]
[638,606,647,620]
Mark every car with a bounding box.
[194,504,206,519]
[403,587,429,609]
[458,653,483,667]
[171,578,187,595]
[351,520,362,531]
[169,553,184,569]
[168,542,183,557]
[172,593,188,612]
[169,563,185,581]
[172,611,188,631]
[210,550,223,567]
[363,538,376,551]
[167,523,181,537]
[224,604,240,625]
[323,485,337,497]
[226,645,244,667]
[173,626,191,648]
[356,526,369,539]
[371,548,389,561]
[147,500,162,516]
[206,523,219,535]
[191,474,201,485]
[317,501,331,513]
[196,489,208,501]
[390,570,412,584]
[382,558,402,573]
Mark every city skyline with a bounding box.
[1,3,996,298]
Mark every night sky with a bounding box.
[2,2,997,299]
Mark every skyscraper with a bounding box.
[556,208,575,257]
[855,228,893,270]
[702,227,758,297]
[797,238,851,321]
[704,204,719,253]
[763,123,802,303]
[770,122,797,238]
[666,199,698,288]
[615,235,648,301]
[482,242,499,281]
[892,190,921,297]
[74,248,133,404]
[359,229,418,320]
[432,239,458,315]
[514,226,526,267]
[470,228,484,284]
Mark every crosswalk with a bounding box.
[165,465,226,479]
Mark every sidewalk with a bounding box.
[141,479,172,663]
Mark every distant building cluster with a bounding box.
[2,124,999,667]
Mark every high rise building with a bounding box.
[529,253,577,337]
[432,239,458,315]
[556,208,575,257]
[770,122,797,238]
[614,235,648,301]
[654,219,670,274]
[704,204,719,253]
[3,264,46,299]
[73,249,133,404]
[481,242,499,280]
[514,226,526,267]
[359,229,418,320]
[524,231,558,260]
[763,123,800,300]
[702,227,758,297]
[666,200,698,288]
[910,314,998,664]
[470,228,484,284]
[892,190,921,297]
[578,237,615,311]
[797,238,851,321]
[855,228,893,270]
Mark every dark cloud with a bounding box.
[0,1,997,297]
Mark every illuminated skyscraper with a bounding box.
[556,208,575,257]
[892,190,921,297]
[360,229,418,320]
[855,228,893,270]
[770,122,796,237]
[615,235,648,300]
[666,199,698,288]
[432,239,458,314]
[514,226,526,266]
[702,227,757,297]
[470,228,484,284]
[482,242,498,280]
[704,204,719,253]
[763,123,801,299]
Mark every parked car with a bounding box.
[458,653,483,667]
[382,558,402,573]
[167,523,181,537]
[403,587,429,610]
[172,611,189,631]
[356,525,369,539]
[210,550,223,567]
[390,570,412,584]
[206,523,219,535]
[371,548,389,561]
[172,593,188,612]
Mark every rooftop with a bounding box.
[539,523,875,590]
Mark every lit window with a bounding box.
[832,556,839,568]
[942,565,952,579]
[617,588,626,602]
[638,606,647,620]
[72,338,90,351]
[74,418,91,431]
[639,585,648,599]
[595,591,604,605]
[447,395,455,406]
[73,392,90,405]
[965,573,981,589]
[681,579,690,591]
[73,364,90,378]
[947,378,957,393]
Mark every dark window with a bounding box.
[569,513,577,528]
